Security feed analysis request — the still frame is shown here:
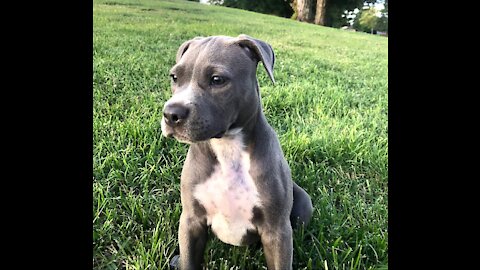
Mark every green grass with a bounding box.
[93,0,388,269]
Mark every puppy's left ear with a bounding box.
[237,34,275,84]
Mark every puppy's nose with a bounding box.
[163,103,189,127]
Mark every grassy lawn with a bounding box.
[93,0,388,269]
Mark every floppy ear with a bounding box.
[236,34,275,84]
[176,37,204,63]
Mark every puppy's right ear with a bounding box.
[176,37,204,63]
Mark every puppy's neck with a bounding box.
[209,132,246,169]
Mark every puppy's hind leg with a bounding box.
[290,181,313,228]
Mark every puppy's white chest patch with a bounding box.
[193,133,260,246]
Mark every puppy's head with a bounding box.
[161,35,275,143]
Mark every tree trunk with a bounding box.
[296,0,315,23]
[314,0,327,25]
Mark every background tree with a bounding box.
[349,2,387,34]
[359,7,378,33]
[375,13,388,33]
[353,7,378,33]
[295,0,316,22]
[314,0,327,25]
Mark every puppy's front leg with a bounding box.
[260,222,293,270]
[178,212,208,270]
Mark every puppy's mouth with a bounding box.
[162,125,225,143]
[162,117,238,142]
[212,130,226,139]
[211,122,240,139]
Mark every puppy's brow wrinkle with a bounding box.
[170,65,185,74]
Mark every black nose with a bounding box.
[163,103,189,126]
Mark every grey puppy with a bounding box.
[161,34,313,270]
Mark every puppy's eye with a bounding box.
[170,74,178,83]
[210,76,225,86]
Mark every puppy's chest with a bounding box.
[193,137,260,246]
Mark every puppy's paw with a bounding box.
[169,254,180,269]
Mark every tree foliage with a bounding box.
[376,14,388,32]
[292,0,379,27]
[376,0,388,32]
[325,0,378,27]
[352,3,388,34]
[212,0,294,18]
[358,7,378,33]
